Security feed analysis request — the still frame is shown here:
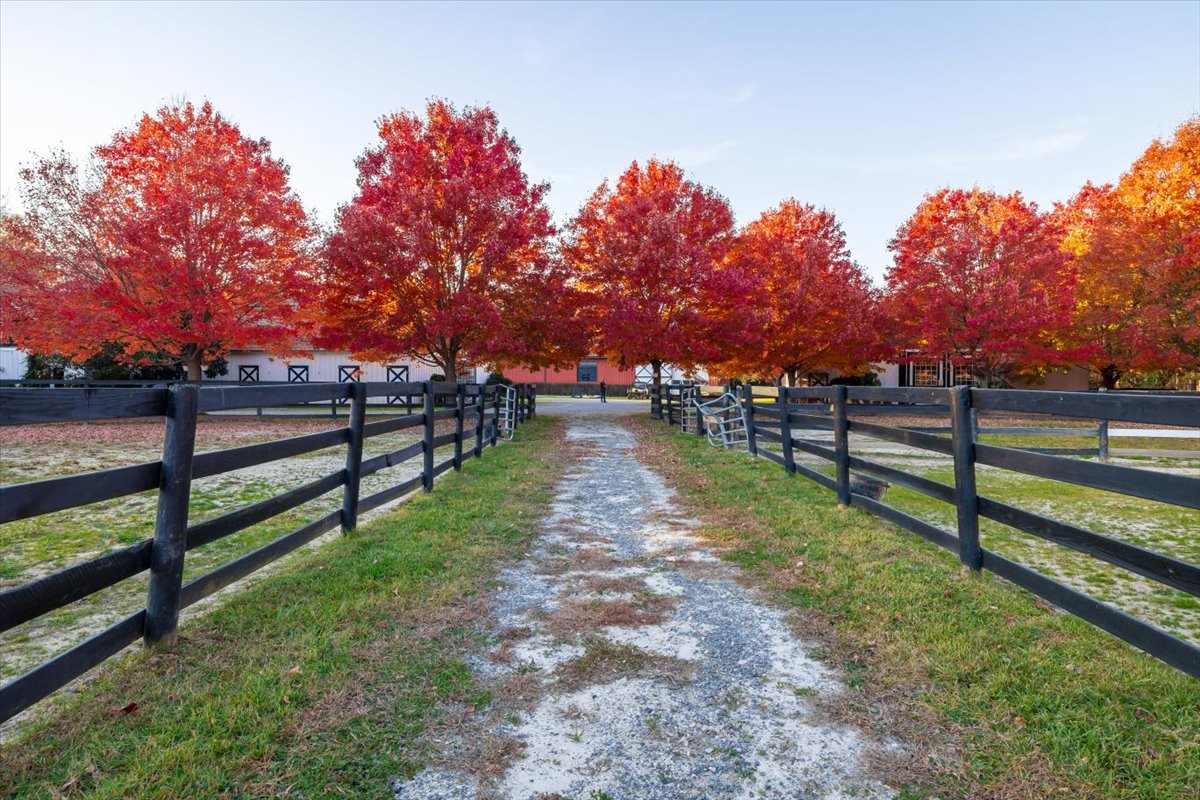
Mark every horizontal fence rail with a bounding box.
[654,383,1200,678]
[0,381,538,722]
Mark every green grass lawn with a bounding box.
[977,432,1200,454]
[635,417,1200,800]
[0,417,462,679]
[0,417,563,799]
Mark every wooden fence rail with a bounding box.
[653,383,1200,678]
[0,381,536,722]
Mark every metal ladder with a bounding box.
[693,391,749,448]
[497,384,518,440]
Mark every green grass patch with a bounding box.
[977,433,1200,453]
[636,418,1200,800]
[0,417,563,799]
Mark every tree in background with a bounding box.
[562,159,740,385]
[1055,182,1155,389]
[1055,118,1199,388]
[312,100,583,379]
[1116,118,1199,368]
[718,200,879,386]
[0,102,312,381]
[884,188,1074,387]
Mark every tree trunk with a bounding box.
[185,358,202,383]
[432,350,458,382]
[1100,364,1121,390]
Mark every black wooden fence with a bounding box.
[0,380,537,722]
[653,383,1200,678]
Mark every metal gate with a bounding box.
[497,384,518,441]
[693,390,749,448]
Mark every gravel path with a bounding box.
[392,416,898,800]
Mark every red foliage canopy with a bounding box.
[884,188,1074,387]
[562,159,738,380]
[718,200,880,385]
[311,100,583,378]
[1,101,312,380]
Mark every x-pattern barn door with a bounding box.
[337,365,360,404]
[387,365,410,405]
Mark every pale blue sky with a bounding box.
[2,0,1197,280]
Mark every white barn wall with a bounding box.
[877,363,901,387]
[0,346,28,379]
[224,349,490,384]
[0,346,29,379]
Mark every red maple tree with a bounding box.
[311,100,582,379]
[884,188,1074,387]
[719,200,880,385]
[562,159,739,384]
[1,101,313,381]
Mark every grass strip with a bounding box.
[1,417,563,799]
[635,417,1199,800]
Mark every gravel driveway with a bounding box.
[392,414,899,799]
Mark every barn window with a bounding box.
[911,362,941,387]
[338,365,361,382]
[287,365,309,383]
[577,362,598,382]
[237,365,259,382]
[951,364,974,386]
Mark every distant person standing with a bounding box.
[599,380,608,403]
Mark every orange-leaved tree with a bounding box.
[311,100,583,379]
[1055,182,1158,388]
[1,101,313,381]
[884,188,1074,388]
[1115,117,1199,368]
[1055,118,1200,387]
[719,200,880,386]
[562,159,740,385]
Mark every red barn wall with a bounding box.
[504,358,636,385]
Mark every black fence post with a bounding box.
[529,387,536,418]
[454,384,465,471]
[950,386,982,571]
[651,380,661,419]
[833,385,850,506]
[666,386,676,427]
[475,386,485,458]
[341,381,367,533]
[1098,418,1109,461]
[742,383,757,456]
[422,382,434,492]
[694,385,705,438]
[778,385,795,474]
[144,383,200,650]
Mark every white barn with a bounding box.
[223,348,490,384]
